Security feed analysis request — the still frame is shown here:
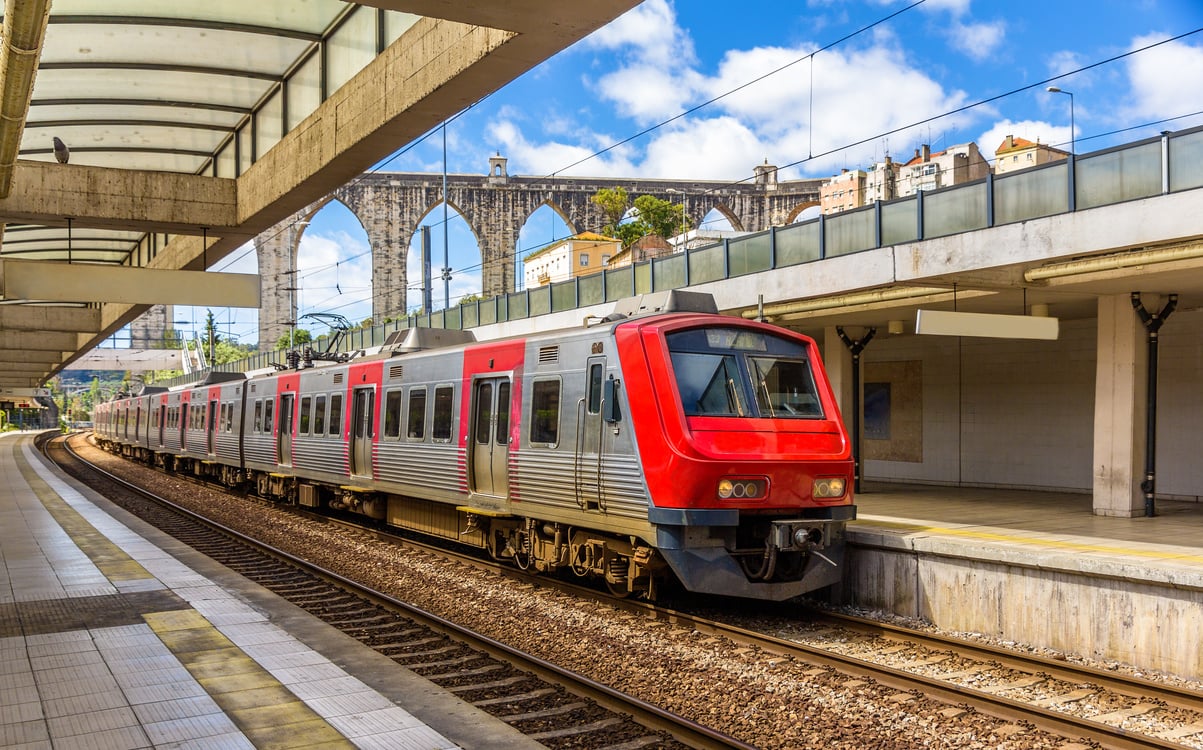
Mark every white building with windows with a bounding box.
[522,232,621,288]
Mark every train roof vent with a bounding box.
[198,370,248,385]
[388,364,403,380]
[538,345,559,365]
[610,290,718,319]
[333,373,344,384]
[389,327,476,353]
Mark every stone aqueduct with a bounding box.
[207,158,824,349]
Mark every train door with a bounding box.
[179,399,188,449]
[207,399,218,454]
[471,377,510,497]
[158,404,166,447]
[575,356,607,511]
[278,393,294,466]
[350,387,375,477]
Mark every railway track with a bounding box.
[56,432,1203,749]
[46,433,752,750]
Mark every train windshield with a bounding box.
[667,327,823,419]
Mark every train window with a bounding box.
[474,382,493,445]
[432,386,453,442]
[264,399,275,434]
[313,395,327,436]
[407,388,426,440]
[750,356,822,418]
[253,400,263,432]
[384,390,403,439]
[667,328,821,419]
[328,394,343,436]
[587,363,603,414]
[530,379,560,446]
[224,403,234,432]
[496,381,511,444]
[299,397,312,435]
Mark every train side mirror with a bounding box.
[603,377,622,423]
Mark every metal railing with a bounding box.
[156,125,1203,388]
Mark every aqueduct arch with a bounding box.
[254,157,823,349]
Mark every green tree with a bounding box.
[275,328,312,351]
[591,186,630,235]
[632,194,688,240]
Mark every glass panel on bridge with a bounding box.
[635,261,653,295]
[689,244,725,284]
[551,280,576,312]
[995,161,1069,225]
[881,196,918,245]
[925,181,988,239]
[1076,141,1161,209]
[1170,130,1203,192]
[775,221,820,266]
[727,233,771,276]
[825,206,877,257]
[605,266,634,300]
[579,273,605,306]
[654,254,687,291]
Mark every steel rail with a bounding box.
[55,434,755,750]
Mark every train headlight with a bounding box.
[812,477,847,499]
[717,478,767,500]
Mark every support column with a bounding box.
[823,326,855,432]
[256,232,291,352]
[1092,294,1148,516]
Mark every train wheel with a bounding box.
[605,555,631,598]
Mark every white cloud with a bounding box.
[486,118,639,177]
[949,20,1006,62]
[1124,34,1203,123]
[977,120,1067,161]
[583,0,692,68]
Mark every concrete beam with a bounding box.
[0,330,79,351]
[2,260,259,306]
[0,305,100,333]
[0,161,239,234]
[67,348,181,370]
[2,361,53,373]
[0,348,66,364]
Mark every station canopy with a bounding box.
[0,0,640,388]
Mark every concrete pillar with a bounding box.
[1093,294,1148,516]
[256,231,292,352]
[823,326,854,428]
[130,304,171,348]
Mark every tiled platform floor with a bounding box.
[0,432,539,750]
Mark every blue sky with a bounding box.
[178,0,1203,349]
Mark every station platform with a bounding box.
[845,482,1203,682]
[0,431,541,750]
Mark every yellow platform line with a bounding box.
[145,610,355,749]
[853,516,1203,565]
[14,442,154,582]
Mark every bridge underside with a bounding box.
[0,0,643,388]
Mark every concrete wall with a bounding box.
[844,527,1203,680]
[862,319,1096,491]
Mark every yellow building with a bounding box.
[994,134,1069,174]
[522,231,621,288]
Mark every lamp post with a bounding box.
[1046,86,1075,154]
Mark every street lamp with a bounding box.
[1046,86,1075,154]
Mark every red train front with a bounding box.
[614,306,854,600]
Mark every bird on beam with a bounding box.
[52,137,70,164]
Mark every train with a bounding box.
[93,291,855,601]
